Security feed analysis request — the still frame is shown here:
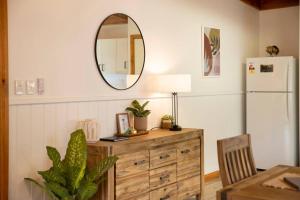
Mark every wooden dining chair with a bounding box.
[217,134,257,187]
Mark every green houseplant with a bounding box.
[126,100,151,131]
[25,129,118,200]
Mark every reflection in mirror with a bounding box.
[95,13,145,90]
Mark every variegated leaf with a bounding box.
[64,129,87,193]
[38,168,66,186]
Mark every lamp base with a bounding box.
[169,125,182,131]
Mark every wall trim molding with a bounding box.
[9,91,245,106]
[204,171,220,182]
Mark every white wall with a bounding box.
[8,0,259,199]
[259,6,299,58]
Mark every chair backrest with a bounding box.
[217,134,257,187]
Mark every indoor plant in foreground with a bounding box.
[25,129,118,200]
[126,100,151,131]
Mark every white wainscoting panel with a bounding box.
[9,94,244,200]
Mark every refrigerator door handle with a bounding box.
[286,93,289,121]
[285,63,289,121]
[286,63,289,92]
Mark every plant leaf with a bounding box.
[78,181,98,200]
[45,182,72,199]
[64,129,87,193]
[97,175,106,185]
[125,107,138,113]
[24,178,59,200]
[131,100,142,110]
[126,100,151,117]
[141,110,151,117]
[141,101,149,110]
[46,146,64,173]
[125,107,139,117]
[161,115,174,121]
[87,156,118,183]
[38,168,66,186]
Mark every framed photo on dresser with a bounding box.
[116,113,130,134]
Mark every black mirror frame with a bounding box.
[94,13,146,90]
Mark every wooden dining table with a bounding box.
[216,165,300,200]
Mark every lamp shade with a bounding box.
[152,74,191,93]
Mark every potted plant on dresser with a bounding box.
[25,129,118,200]
[126,100,151,132]
[161,115,174,129]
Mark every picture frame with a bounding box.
[116,113,130,134]
[202,26,221,77]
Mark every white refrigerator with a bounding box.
[246,56,298,170]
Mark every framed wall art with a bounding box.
[202,26,220,77]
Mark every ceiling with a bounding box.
[240,0,299,10]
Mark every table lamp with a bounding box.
[152,74,191,131]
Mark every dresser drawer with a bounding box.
[123,193,149,200]
[150,183,177,200]
[150,145,177,169]
[116,150,149,178]
[177,175,201,200]
[177,157,201,181]
[177,139,200,161]
[116,171,149,200]
[150,164,177,190]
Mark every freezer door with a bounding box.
[246,92,297,169]
[246,57,295,92]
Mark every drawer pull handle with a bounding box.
[183,193,193,200]
[181,149,190,154]
[160,154,170,159]
[134,160,146,165]
[160,174,170,181]
[160,195,170,200]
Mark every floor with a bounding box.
[203,177,223,200]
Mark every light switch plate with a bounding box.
[37,78,44,95]
[15,80,26,95]
[26,80,36,95]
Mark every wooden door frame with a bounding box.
[0,0,9,199]
[130,34,142,75]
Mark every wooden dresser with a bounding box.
[88,128,204,200]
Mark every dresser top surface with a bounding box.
[88,128,203,147]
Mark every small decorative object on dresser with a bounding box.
[116,113,131,134]
[126,100,151,132]
[266,45,280,56]
[77,119,98,142]
[88,128,204,200]
[161,115,174,129]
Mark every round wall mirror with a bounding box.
[95,13,145,90]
